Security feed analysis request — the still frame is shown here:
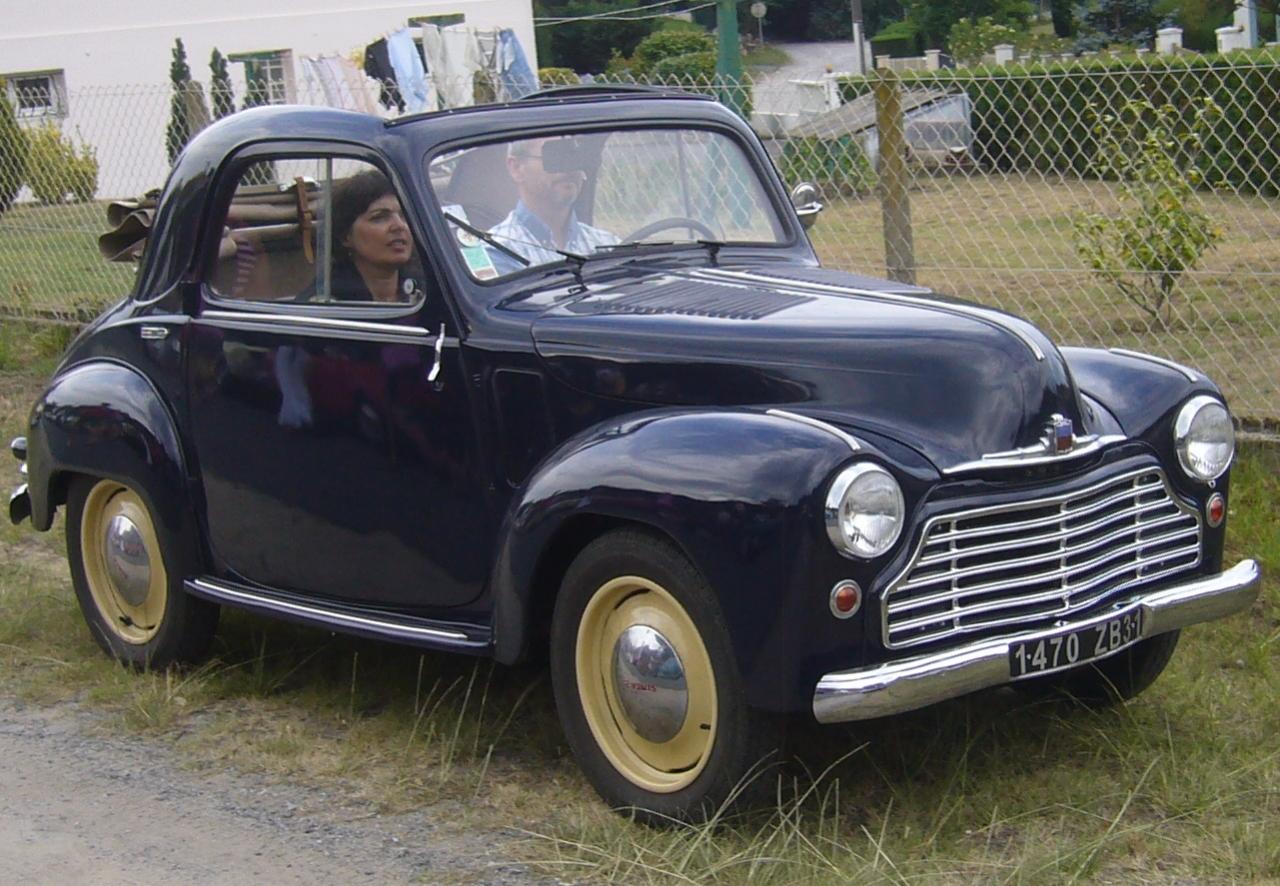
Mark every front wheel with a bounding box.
[1014,630,1180,706]
[66,476,219,669]
[550,530,780,823]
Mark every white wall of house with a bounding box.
[2,1,539,198]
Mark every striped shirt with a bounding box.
[488,202,619,268]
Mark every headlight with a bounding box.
[1174,396,1234,482]
[825,463,904,559]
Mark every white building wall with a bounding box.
[2,0,539,198]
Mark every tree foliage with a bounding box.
[901,0,1032,47]
[0,80,28,215]
[533,0,658,72]
[25,124,98,204]
[1074,99,1223,326]
[210,48,234,120]
[166,38,194,164]
[1050,0,1075,36]
[1083,0,1160,45]
[947,17,1022,64]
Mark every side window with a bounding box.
[208,157,426,307]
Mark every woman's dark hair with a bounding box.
[331,169,396,252]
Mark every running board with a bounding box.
[185,577,492,654]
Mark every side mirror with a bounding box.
[790,182,824,231]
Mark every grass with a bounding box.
[744,45,793,69]
[1,320,1278,882]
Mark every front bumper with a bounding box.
[813,559,1262,724]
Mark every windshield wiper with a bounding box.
[594,239,727,265]
[443,211,592,279]
[442,212,530,266]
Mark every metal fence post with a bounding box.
[874,69,916,285]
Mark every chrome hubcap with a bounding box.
[103,514,151,607]
[612,625,688,743]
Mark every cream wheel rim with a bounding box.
[575,576,717,794]
[80,480,167,645]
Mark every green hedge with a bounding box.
[840,51,1280,196]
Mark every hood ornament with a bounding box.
[1046,414,1075,454]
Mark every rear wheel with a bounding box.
[1015,630,1180,706]
[66,476,218,668]
[551,530,780,823]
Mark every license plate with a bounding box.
[1009,609,1143,678]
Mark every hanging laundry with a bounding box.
[386,27,432,114]
[496,29,538,101]
[301,56,381,114]
[420,24,448,107]
[364,38,403,112]
[439,24,485,108]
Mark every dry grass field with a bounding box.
[0,323,1277,884]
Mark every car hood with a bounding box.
[529,266,1083,471]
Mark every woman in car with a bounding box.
[328,169,423,303]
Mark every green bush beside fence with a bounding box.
[841,52,1280,196]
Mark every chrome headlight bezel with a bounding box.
[824,462,905,560]
[1173,395,1234,482]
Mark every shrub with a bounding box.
[947,17,1023,66]
[1074,98,1223,326]
[633,30,714,75]
[0,80,28,214]
[25,125,99,205]
[778,136,877,196]
[537,67,580,87]
[649,50,716,81]
[838,51,1280,196]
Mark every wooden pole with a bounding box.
[874,69,915,285]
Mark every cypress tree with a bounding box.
[165,38,194,163]
[210,48,234,120]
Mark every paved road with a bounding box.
[0,699,541,885]
[751,41,863,118]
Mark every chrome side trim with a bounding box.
[187,578,472,644]
[8,483,30,525]
[944,434,1127,475]
[813,559,1261,723]
[1109,348,1199,382]
[699,269,1046,361]
[766,409,861,452]
[201,310,448,346]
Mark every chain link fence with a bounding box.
[1,57,1277,431]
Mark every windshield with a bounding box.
[428,127,787,280]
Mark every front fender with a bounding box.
[490,408,864,705]
[25,361,194,550]
[1062,347,1224,439]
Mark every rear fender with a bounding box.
[24,361,196,557]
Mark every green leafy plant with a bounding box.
[947,16,1023,65]
[210,48,235,120]
[166,37,194,163]
[631,30,714,75]
[25,125,98,204]
[0,79,28,214]
[537,67,580,87]
[1074,98,1223,326]
[779,135,877,196]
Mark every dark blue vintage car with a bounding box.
[8,90,1261,821]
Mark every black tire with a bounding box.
[550,529,782,824]
[66,475,219,669]
[1014,630,1180,706]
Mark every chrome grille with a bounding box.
[883,467,1202,649]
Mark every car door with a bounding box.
[184,150,492,610]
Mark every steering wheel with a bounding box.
[622,216,721,244]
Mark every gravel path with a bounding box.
[0,698,546,885]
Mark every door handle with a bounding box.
[427,324,446,384]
